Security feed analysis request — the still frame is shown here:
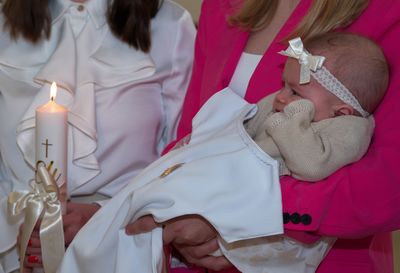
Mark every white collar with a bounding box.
[50,0,107,29]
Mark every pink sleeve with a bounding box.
[281,16,400,238]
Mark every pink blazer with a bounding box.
[169,0,400,272]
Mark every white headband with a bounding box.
[279,37,369,117]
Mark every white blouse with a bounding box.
[0,0,196,198]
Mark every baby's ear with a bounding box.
[333,103,354,116]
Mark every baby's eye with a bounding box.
[291,89,299,96]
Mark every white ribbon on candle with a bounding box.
[8,163,65,273]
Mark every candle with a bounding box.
[35,82,68,214]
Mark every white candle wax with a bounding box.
[35,82,68,213]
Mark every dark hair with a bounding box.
[107,0,161,52]
[1,0,161,52]
[2,0,52,42]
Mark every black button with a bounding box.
[300,214,312,225]
[290,212,301,224]
[283,212,290,224]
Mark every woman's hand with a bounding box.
[20,201,100,271]
[17,223,42,271]
[62,202,100,246]
[126,215,232,271]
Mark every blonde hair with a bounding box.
[229,0,369,40]
[229,1,278,30]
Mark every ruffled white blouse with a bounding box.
[0,0,195,271]
[0,0,195,197]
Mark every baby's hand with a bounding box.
[282,99,314,118]
[266,99,314,132]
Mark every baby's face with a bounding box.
[273,59,338,122]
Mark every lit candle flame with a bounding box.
[50,82,57,101]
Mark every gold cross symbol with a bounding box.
[41,139,53,158]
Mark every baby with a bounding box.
[57,32,388,273]
[246,32,388,181]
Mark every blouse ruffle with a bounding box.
[0,0,155,193]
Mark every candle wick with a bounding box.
[51,96,54,102]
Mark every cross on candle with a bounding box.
[41,139,53,158]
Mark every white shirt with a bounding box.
[229,52,262,98]
[0,0,195,271]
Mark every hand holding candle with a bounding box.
[35,82,68,214]
[9,84,68,273]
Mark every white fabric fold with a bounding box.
[219,236,335,273]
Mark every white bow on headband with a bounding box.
[279,37,325,84]
[279,37,370,117]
